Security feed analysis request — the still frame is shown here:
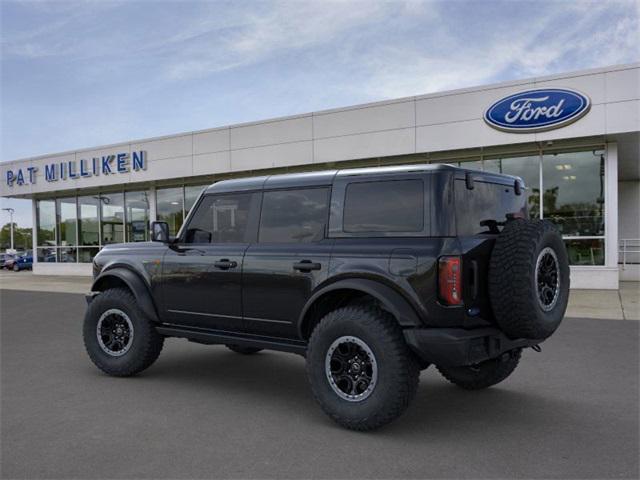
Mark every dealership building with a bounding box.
[1,63,638,288]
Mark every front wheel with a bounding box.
[306,305,419,431]
[83,288,164,377]
[436,349,522,390]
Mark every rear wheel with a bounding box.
[12,263,19,272]
[83,288,164,376]
[225,344,263,355]
[306,305,419,431]
[437,349,522,390]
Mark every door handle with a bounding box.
[214,259,238,270]
[293,260,321,272]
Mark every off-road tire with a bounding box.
[225,344,263,355]
[436,349,522,390]
[83,288,164,376]
[489,219,569,340]
[306,305,420,431]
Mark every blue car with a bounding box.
[13,252,33,271]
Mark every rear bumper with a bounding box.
[403,327,540,367]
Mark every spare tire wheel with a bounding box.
[489,219,570,340]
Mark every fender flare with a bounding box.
[298,278,423,337]
[91,267,159,322]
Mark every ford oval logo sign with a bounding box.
[484,88,591,133]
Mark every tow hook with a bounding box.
[530,344,542,353]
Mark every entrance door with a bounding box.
[161,192,260,331]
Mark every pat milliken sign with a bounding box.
[5,151,147,187]
[484,88,591,133]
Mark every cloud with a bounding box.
[350,0,639,99]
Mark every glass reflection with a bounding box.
[125,191,150,242]
[565,239,605,265]
[100,193,124,244]
[542,151,605,236]
[57,197,77,246]
[78,196,100,246]
[37,200,56,246]
[157,187,184,236]
[185,185,206,215]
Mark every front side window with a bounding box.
[184,193,255,244]
[343,180,424,233]
[259,188,329,243]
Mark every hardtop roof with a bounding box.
[205,163,521,194]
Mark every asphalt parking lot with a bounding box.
[1,289,638,479]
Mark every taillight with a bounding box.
[438,256,462,305]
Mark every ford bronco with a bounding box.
[83,164,569,430]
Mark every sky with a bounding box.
[1,0,639,228]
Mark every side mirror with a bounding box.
[151,221,170,243]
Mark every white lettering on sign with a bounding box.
[504,97,565,124]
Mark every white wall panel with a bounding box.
[130,134,192,161]
[193,151,231,175]
[231,141,313,172]
[230,116,312,150]
[193,128,230,155]
[314,101,414,139]
[606,100,640,134]
[314,128,415,163]
[606,68,640,103]
[416,119,536,152]
[416,85,533,126]
[534,73,606,105]
[536,104,607,142]
[133,156,193,181]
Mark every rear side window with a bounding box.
[259,188,330,243]
[343,180,424,233]
[184,193,255,244]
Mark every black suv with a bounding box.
[84,164,569,430]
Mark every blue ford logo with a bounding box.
[484,88,591,133]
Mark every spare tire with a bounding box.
[489,219,569,340]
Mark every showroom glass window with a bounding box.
[100,193,124,244]
[157,187,184,236]
[542,150,605,265]
[77,195,100,262]
[56,197,77,263]
[185,185,206,216]
[259,188,330,243]
[36,200,56,262]
[125,191,150,242]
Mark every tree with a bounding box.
[0,223,32,251]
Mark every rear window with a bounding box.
[454,179,526,235]
[343,180,424,233]
[259,188,330,243]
